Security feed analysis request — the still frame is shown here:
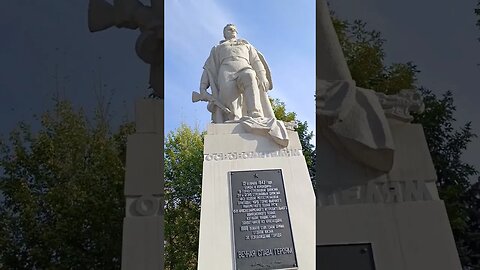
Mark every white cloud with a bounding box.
[165,0,238,62]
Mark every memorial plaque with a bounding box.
[230,169,297,270]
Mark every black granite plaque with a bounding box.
[230,169,297,270]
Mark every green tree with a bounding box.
[164,125,203,270]
[0,100,133,269]
[270,98,316,185]
[332,12,480,268]
[0,96,313,270]
[414,89,480,269]
[331,16,419,94]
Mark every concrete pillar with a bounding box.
[122,99,164,270]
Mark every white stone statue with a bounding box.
[193,24,290,146]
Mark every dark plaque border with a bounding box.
[229,169,298,270]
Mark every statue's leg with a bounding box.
[213,107,225,123]
[207,102,224,123]
[218,78,242,121]
[237,70,263,118]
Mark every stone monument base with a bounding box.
[197,123,315,270]
[316,120,462,270]
[316,201,461,270]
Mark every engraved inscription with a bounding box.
[324,179,434,206]
[234,180,285,241]
[204,148,302,162]
[230,170,297,270]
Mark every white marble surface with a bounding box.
[198,123,315,269]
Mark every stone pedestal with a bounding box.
[122,99,164,270]
[197,123,315,270]
[316,119,462,270]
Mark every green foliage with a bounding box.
[295,121,316,188]
[332,17,419,94]
[270,98,316,186]
[164,125,204,270]
[270,98,296,122]
[0,97,314,270]
[0,100,133,269]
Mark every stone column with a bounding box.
[122,99,164,270]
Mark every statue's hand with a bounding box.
[258,77,270,91]
[200,88,213,101]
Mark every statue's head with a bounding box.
[223,24,237,40]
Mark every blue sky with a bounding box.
[164,0,316,134]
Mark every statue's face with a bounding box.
[223,25,237,40]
